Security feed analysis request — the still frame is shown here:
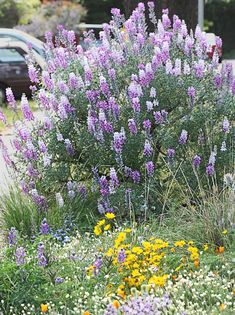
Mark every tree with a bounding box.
[81,0,124,24]
[123,0,198,30]
[0,0,19,28]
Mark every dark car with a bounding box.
[0,39,45,104]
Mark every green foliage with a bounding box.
[0,0,19,27]
[15,0,41,25]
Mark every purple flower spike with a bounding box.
[6,87,16,110]
[118,248,126,263]
[21,95,34,121]
[206,163,215,176]
[144,139,153,157]
[146,161,155,176]
[128,119,138,135]
[40,218,49,235]
[179,130,188,145]
[193,155,201,168]
[188,86,196,105]
[93,256,102,276]
[15,247,26,266]
[222,118,230,133]
[167,148,175,158]
[132,170,141,184]
[28,64,39,84]
[8,227,17,246]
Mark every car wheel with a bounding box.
[0,86,6,106]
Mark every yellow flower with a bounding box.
[148,275,168,286]
[94,225,102,236]
[188,241,194,245]
[83,312,90,315]
[40,304,48,313]
[222,229,227,235]
[97,219,105,226]
[105,213,116,220]
[203,244,209,251]
[190,252,199,261]
[87,265,95,275]
[124,228,132,233]
[117,285,126,299]
[174,240,186,247]
[142,241,152,251]
[105,248,114,257]
[104,224,111,231]
[132,269,141,277]
[114,232,126,248]
[220,303,225,311]
[132,247,143,254]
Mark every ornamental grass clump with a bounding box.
[4,2,235,218]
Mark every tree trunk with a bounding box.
[123,0,198,31]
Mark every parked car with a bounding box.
[0,28,45,58]
[0,39,45,104]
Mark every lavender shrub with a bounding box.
[4,2,235,218]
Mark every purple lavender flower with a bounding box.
[143,119,152,131]
[21,95,34,121]
[93,256,102,276]
[67,30,76,44]
[55,277,64,284]
[6,87,16,110]
[28,64,39,83]
[69,73,78,89]
[153,111,166,124]
[40,218,49,235]
[38,140,47,153]
[42,71,54,90]
[15,247,26,266]
[193,155,202,168]
[99,176,110,197]
[222,118,230,133]
[128,119,138,135]
[113,129,126,154]
[179,130,188,145]
[78,185,87,199]
[206,163,215,176]
[187,86,196,104]
[8,227,17,246]
[132,97,141,112]
[0,111,6,124]
[110,167,119,190]
[146,161,155,176]
[215,36,222,48]
[232,80,235,95]
[214,73,222,89]
[144,140,153,157]
[44,116,53,130]
[37,243,47,267]
[64,139,75,156]
[132,170,141,184]
[118,248,126,263]
[167,148,175,158]
[58,81,69,94]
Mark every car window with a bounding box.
[0,48,25,63]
